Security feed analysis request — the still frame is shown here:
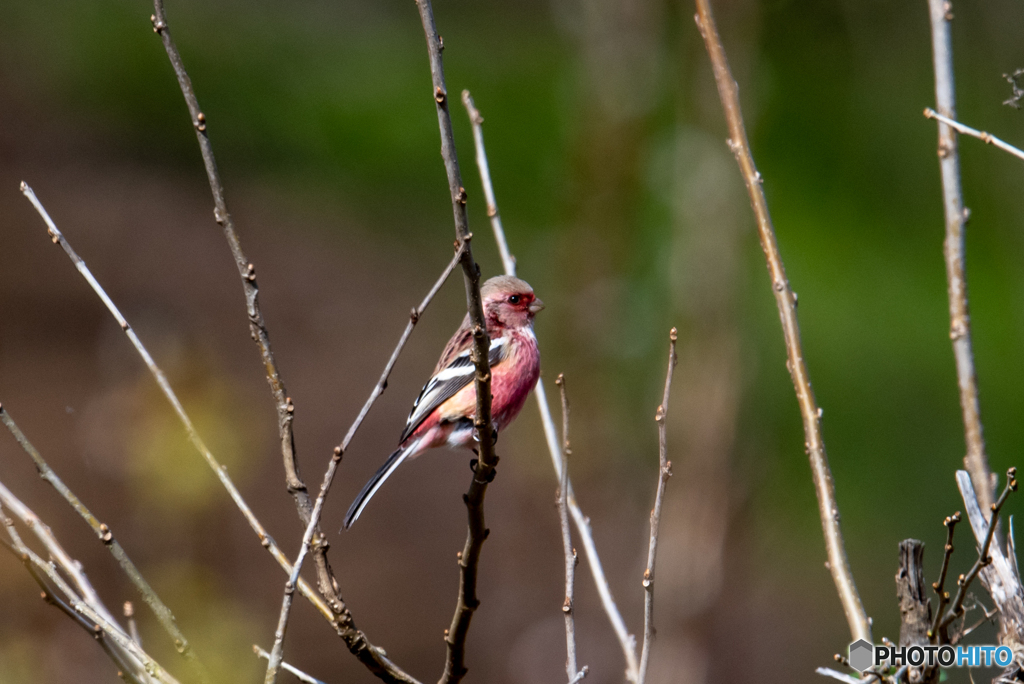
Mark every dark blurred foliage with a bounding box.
[1,0,1024,682]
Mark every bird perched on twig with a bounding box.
[343,275,544,529]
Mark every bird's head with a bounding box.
[481,275,544,329]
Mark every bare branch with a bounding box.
[148,0,308,521]
[18,183,423,683]
[926,0,993,511]
[924,108,1024,162]
[461,90,640,682]
[254,645,330,684]
[928,512,961,642]
[0,403,206,679]
[638,329,678,684]
[693,0,871,642]
[955,470,1024,653]
[263,246,464,684]
[262,446,344,684]
[940,469,1017,633]
[461,91,515,274]
[0,484,177,684]
[411,4,500,683]
[0,521,144,684]
[554,375,582,683]
[147,6,423,680]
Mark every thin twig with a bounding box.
[412,4,498,684]
[638,329,678,684]
[924,108,1024,162]
[461,92,515,273]
[254,645,330,684]
[18,183,419,683]
[334,243,466,463]
[147,5,420,680]
[0,521,143,684]
[926,0,993,512]
[461,90,640,683]
[693,0,871,642]
[0,485,176,684]
[940,469,1017,633]
[0,403,205,678]
[928,512,961,642]
[555,375,581,683]
[263,247,464,684]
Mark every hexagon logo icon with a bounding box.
[848,639,874,672]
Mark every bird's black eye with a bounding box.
[508,295,521,305]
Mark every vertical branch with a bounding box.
[0,404,206,680]
[928,513,960,643]
[896,540,937,684]
[693,0,872,642]
[146,6,420,680]
[637,329,678,684]
[555,375,582,683]
[461,90,640,682]
[461,91,515,273]
[411,4,497,683]
[925,0,993,511]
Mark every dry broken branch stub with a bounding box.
[897,540,937,684]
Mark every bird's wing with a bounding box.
[399,335,507,443]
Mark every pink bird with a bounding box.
[343,275,544,528]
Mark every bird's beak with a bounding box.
[529,298,545,314]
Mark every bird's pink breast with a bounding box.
[490,329,541,431]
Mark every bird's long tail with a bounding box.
[342,446,409,529]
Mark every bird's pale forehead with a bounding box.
[480,275,534,298]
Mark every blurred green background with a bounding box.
[1,0,1024,682]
